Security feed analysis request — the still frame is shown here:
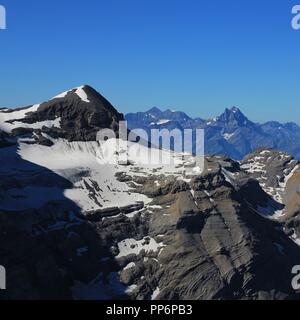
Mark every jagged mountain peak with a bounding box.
[218,106,251,126]
[146,107,162,114]
[145,107,191,119]
[227,106,242,113]
[51,84,110,104]
[126,107,195,130]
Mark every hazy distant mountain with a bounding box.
[126,107,205,131]
[126,106,300,160]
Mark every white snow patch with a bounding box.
[75,86,90,103]
[291,230,300,247]
[151,287,161,300]
[154,180,160,187]
[51,90,70,99]
[147,205,162,210]
[116,237,165,258]
[16,139,151,211]
[125,284,138,294]
[14,117,61,130]
[123,262,136,270]
[223,133,235,141]
[150,119,171,126]
[260,150,271,156]
[3,136,202,212]
[0,104,41,133]
[204,190,215,203]
[222,168,234,184]
[279,165,299,189]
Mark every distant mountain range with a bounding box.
[126,107,300,160]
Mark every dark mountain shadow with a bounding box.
[0,144,127,300]
[0,145,78,214]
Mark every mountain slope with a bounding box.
[1,87,300,300]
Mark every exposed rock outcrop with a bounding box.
[1,87,300,300]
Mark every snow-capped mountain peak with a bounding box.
[0,85,124,142]
[75,85,90,103]
[51,85,90,102]
[51,85,99,103]
[217,106,252,127]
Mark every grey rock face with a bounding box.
[1,88,300,300]
[240,148,300,250]
[123,156,300,300]
[67,154,298,301]
[2,154,300,300]
[241,148,298,192]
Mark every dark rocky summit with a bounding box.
[4,85,124,142]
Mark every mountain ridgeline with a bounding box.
[126,107,300,160]
[0,86,300,300]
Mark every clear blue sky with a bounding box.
[0,0,300,123]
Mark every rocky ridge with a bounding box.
[1,87,300,300]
